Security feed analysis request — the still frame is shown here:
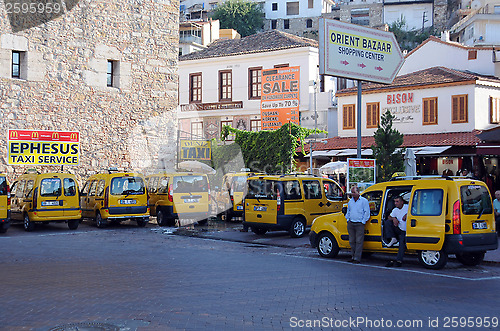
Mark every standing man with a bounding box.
[494,190,500,236]
[385,196,409,267]
[345,186,370,263]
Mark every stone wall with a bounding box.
[0,0,179,182]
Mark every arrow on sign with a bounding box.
[375,66,383,71]
[340,60,349,66]
[358,63,366,68]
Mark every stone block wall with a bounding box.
[0,0,179,182]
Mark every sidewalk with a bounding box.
[173,222,500,265]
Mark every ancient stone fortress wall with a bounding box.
[0,0,179,183]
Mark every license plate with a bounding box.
[236,205,243,210]
[472,221,487,229]
[120,199,136,205]
[184,199,199,203]
[42,200,60,206]
[254,206,267,211]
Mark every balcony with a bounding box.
[179,34,202,44]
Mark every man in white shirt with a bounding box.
[345,186,370,263]
[385,196,409,267]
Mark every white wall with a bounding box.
[384,3,433,31]
[265,0,328,19]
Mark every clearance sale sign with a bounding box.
[260,66,300,130]
[8,130,80,166]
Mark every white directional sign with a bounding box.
[319,19,404,84]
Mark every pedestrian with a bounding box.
[494,190,500,237]
[345,185,370,263]
[385,196,409,267]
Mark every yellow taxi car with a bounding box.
[309,176,498,269]
[80,171,149,228]
[0,174,11,233]
[215,171,262,221]
[10,171,81,231]
[146,172,210,226]
[244,174,346,237]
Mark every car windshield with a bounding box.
[247,179,277,200]
[460,185,493,215]
[173,176,208,193]
[110,177,145,195]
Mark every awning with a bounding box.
[304,148,373,158]
[408,146,452,155]
[476,145,500,155]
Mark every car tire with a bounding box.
[317,232,340,258]
[455,251,485,266]
[96,212,107,229]
[68,219,79,230]
[418,250,448,269]
[251,227,267,235]
[289,217,306,238]
[157,209,167,226]
[24,214,35,232]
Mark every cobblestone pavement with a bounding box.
[1,220,499,330]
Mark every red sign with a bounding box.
[348,159,375,168]
[9,130,79,142]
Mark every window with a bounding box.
[219,70,232,101]
[422,97,438,125]
[287,1,299,15]
[40,178,62,197]
[272,2,278,10]
[491,97,500,124]
[64,178,77,196]
[96,180,106,197]
[191,122,203,138]
[247,179,277,200]
[110,177,145,195]
[303,180,322,199]
[362,190,383,216]
[283,181,302,200]
[452,94,468,123]
[324,180,343,200]
[468,50,477,60]
[460,185,492,215]
[411,189,444,216]
[343,104,355,129]
[25,180,34,198]
[12,51,21,78]
[366,102,380,128]
[107,60,116,87]
[308,0,314,8]
[271,20,277,29]
[306,19,313,28]
[248,67,262,99]
[274,63,289,68]
[88,181,98,196]
[284,19,290,29]
[250,119,261,131]
[147,176,159,193]
[189,73,202,103]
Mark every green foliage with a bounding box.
[388,15,437,52]
[213,123,323,174]
[212,0,264,37]
[371,110,404,182]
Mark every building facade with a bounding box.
[0,0,179,179]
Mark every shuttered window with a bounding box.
[423,97,438,125]
[366,102,380,128]
[343,104,355,129]
[490,97,500,124]
[452,94,468,123]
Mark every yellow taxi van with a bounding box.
[10,171,81,231]
[309,176,498,269]
[0,174,11,233]
[80,171,149,228]
[146,172,210,226]
[244,174,346,237]
[215,171,263,221]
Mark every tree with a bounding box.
[212,0,264,37]
[388,15,436,52]
[371,110,404,182]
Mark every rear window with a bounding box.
[231,176,247,192]
[411,189,444,216]
[173,176,208,193]
[0,177,7,195]
[110,177,145,195]
[247,179,277,200]
[40,178,62,197]
[64,178,77,196]
[461,185,492,215]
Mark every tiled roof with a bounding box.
[179,30,318,61]
[404,36,494,59]
[304,131,481,152]
[336,67,500,95]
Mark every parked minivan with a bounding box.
[80,171,149,228]
[10,171,81,231]
[244,174,346,237]
[146,172,210,226]
[215,172,262,221]
[0,174,11,233]
[309,176,498,269]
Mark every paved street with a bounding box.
[1,220,499,330]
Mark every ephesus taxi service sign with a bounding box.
[319,19,404,84]
[8,130,80,166]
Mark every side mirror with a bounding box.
[342,206,347,215]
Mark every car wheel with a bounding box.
[224,209,233,222]
[317,232,340,258]
[137,219,148,227]
[251,227,267,235]
[24,214,35,232]
[418,250,448,269]
[455,251,485,266]
[157,209,167,226]
[68,219,79,230]
[96,212,107,228]
[289,218,306,238]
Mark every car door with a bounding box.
[406,186,446,251]
[322,179,345,214]
[360,189,384,249]
[80,180,91,218]
[302,179,325,226]
[10,180,25,221]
